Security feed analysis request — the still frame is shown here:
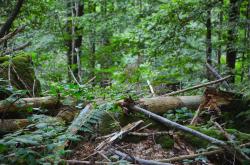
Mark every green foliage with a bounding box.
[164,107,194,124]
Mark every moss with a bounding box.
[181,126,250,148]
[0,56,10,63]
[0,54,41,96]
[98,111,169,135]
[156,135,174,149]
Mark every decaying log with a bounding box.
[0,96,59,113]
[110,149,173,165]
[96,120,144,151]
[0,105,78,133]
[0,119,29,132]
[136,96,203,114]
[164,75,231,96]
[120,101,250,162]
[158,142,250,163]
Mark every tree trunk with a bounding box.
[0,119,30,133]
[206,8,212,80]
[0,0,25,38]
[89,1,96,78]
[226,0,240,83]
[217,0,223,69]
[66,1,84,82]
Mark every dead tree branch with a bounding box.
[164,75,231,96]
[0,0,25,38]
[0,26,25,45]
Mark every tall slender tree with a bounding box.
[226,0,240,82]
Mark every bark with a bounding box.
[205,63,231,89]
[226,0,240,83]
[217,0,223,67]
[0,96,59,113]
[206,8,212,80]
[66,1,84,82]
[164,75,231,96]
[0,0,25,38]
[0,119,29,132]
[96,120,143,151]
[0,26,25,45]
[110,149,173,165]
[0,105,77,133]
[136,96,203,114]
[3,41,31,55]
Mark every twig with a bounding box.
[190,104,203,125]
[110,148,173,165]
[84,76,96,85]
[68,66,81,86]
[206,63,231,90]
[158,142,250,163]
[137,122,152,131]
[0,26,25,45]
[147,80,156,96]
[3,41,31,55]
[213,121,232,141]
[164,75,231,96]
[129,131,170,136]
[95,120,144,151]
[96,150,111,162]
[65,159,133,165]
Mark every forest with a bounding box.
[0,0,250,164]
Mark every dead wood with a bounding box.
[65,159,128,165]
[158,142,250,163]
[136,95,203,114]
[164,75,231,96]
[206,63,231,89]
[56,105,78,123]
[110,149,173,165]
[96,120,144,151]
[3,41,31,55]
[0,105,77,133]
[0,26,25,45]
[0,119,29,132]
[0,96,59,113]
[120,100,250,162]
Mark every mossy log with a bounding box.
[0,54,41,97]
[0,119,30,133]
[0,96,59,113]
[0,105,78,133]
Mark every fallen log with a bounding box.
[0,105,78,133]
[136,95,203,114]
[96,120,143,151]
[0,119,29,132]
[110,149,173,165]
[120,101,250,162]
[0,96,59,113]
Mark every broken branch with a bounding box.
[164,75,231,96]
